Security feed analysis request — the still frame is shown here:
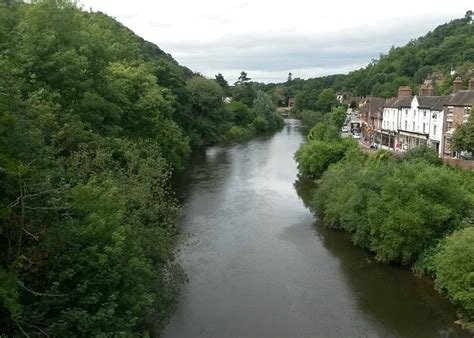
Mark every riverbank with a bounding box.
[295,122,474,333]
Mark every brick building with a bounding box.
[442,78,474,157]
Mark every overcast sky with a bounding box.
[78,0,472,83]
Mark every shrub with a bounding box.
[435,227,474,327]
[307,122,340,142]
[300,110,325,126]
[402,145,443,166]
[225,125,254,141]
[367,162,472,264]
[295,139,356,178]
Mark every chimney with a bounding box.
[398,86,412,97]
[419,83,434,96]
[453,77,463,93]
[469,78,474,91]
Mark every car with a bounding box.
[352,133,361,139]
[460,151,473,160]
[341,126,348,133]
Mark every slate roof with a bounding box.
[417,96,451,111]
[368,97,386,114]
[384,96,413,108]
[447,90,474,106]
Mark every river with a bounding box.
[162,119,468,338]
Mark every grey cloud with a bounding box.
[158,16,449,83]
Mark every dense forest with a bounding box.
[0,0,282,336]
[258,11,473,113]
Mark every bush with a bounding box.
[252,115,269,132]
[403,145,443,166]
[366,162,472,264]
[225,125,254,141]
[300,110,325,126]
[435,227,474,327]
[307,122,340,142]
[295,138,356,178]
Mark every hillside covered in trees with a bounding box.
[259,11,473,112]
[0,0,282,336]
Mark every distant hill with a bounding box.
[270,11,473,110]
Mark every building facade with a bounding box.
[442,78,474,157]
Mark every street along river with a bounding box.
[162,119,468,337]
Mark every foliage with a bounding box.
[327,106,347,129]
[452,109,474,153]
[435,227,474,326]
[299,110,325,126]
[402,145,443,166]
[366,162,472,264]
[295,139,357,178]
[317,89,337,112]
[232,82,258,107]
[301,139,474,322]
[215,73,230,95]
[307,122,340,142]
[253,91,284,131]
[225,101,256,126]
[0,1,288,335]
[186,76,231,145]
[225,125,255,141]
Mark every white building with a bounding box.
[380,87,449,155]
[398,96,449,155]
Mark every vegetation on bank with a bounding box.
[0,1,282,336]
[295,116,474,330]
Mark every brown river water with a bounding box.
[162,119,468,338]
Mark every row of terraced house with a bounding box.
[357,77,474,158]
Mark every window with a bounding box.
[433,125,437,135]
[464,106,471,116]
[432,112,437,119]
[413,121,415,131]
[413,109,416,118]
[423,111,427,118]
[405,109,408,116]
[447,107,454,116]
[423,123,426,133]
[447,121,453,131]
[405,120,407,130]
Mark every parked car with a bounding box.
[460,151,473,160]
[341,126,348,133]
[352,133,361,139]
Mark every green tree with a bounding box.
[317,88,337,112]
[451,110,474,153]
[225,101,256,126]
[232,82,257,106]
[435,227,474,328]
[367,162,472,264]
[295,139,356,178]
[187,76,231,144]
[236,71,251,84]
[215,73,229,94]
[253,91,283,131]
